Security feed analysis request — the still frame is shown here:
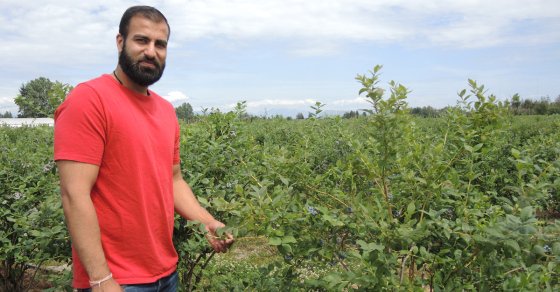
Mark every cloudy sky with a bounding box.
[1,0,559,116]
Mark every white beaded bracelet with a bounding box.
[89,273,113,287]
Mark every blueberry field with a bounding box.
[1,69,559,291]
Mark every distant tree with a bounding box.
[511,93,521,110]
[410,106,441,117]
[296,112,305,120]
[175,102,194,121]
[551,95,560,114]
[342,110,360,119]
[534,96,550,115]
[48,82,73,115]
[521,99,535,114]
[0,111,13,118]
[14,77,72,118]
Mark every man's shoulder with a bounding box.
[56,75,115,116]
[148,90,175,110]
[80,74,115,90]
[68,74,113,96]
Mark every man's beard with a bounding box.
[119,42,165,87]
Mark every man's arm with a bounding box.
[172,164,234,252]
[57,160,122,291]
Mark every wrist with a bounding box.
[89,272,113,288]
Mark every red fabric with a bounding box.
[54,74,180,288]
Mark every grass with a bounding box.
[193,236,353,291]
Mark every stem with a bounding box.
[399,255,409,284]
[186,251,207,292]
[24,259,46,292]
[304,185,348,208]
[504,267,524,275]
[194,251,216,287]
[382,177,393,219]
[339,259,349,271]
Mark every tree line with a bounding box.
[7,77,560,120]
[408,94,560,118]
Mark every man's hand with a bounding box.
[204,220,234,253]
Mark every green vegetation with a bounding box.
[176,102,195,122]
[1,67,559,290]
[13,77,72,118]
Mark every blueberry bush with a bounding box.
[1,66,558,291]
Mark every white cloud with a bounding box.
[163,91,189,102]
[1,0,558,70]
[1,0,558,111]
[0,97,17,113]
[331,97,369,107]
[164,0,560,49]
[221,98,319,111]
[245,98,317,109]
[0,97,15,105]
[225,97,368,111]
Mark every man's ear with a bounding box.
[116,34,124,53]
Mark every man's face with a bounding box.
[118,16,169,87]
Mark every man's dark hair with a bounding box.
[119,6,170,40]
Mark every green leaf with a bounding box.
[268,237,282,246]
[511,148,521,159]
[357,240,384,252]
[278,175,289,186]
[533,245,546,256]
[282,235,297,244]
[520,206,533,221]
[280,243,293,254]
[553,242,560,256]
[198,197,209,207]
[473,143,483,151]
[405,202,415,221]
[505,240,520,252]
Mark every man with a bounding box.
[54,6,234,291]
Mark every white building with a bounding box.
[0,118,54,127]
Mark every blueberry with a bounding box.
[307,206,318,216]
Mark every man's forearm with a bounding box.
[61,192,111,280]
[173,178,216,224]
[172,164,234,253]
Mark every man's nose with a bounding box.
[144,43,156,58]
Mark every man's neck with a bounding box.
[113,67,150,96]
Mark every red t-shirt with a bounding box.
[54,74,180,288]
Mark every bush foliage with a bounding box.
[1,67,559,291]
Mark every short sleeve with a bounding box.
[173,119,180,165]
[54,84,106,166]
